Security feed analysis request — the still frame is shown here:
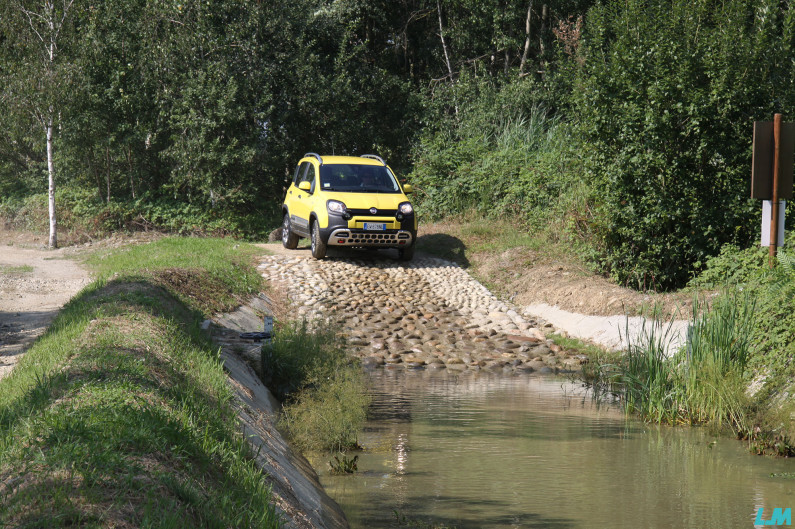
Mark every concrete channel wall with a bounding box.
[210,294,349,529]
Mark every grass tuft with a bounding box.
[587,292,756,435]
[0,264,34,275]
[262,320,370,454]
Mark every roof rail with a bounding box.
[361,154,386,165]
[304,152,323,164]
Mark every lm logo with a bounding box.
[756,508,792,526]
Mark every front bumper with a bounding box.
[320,210,416,248]
[326,228,414,248]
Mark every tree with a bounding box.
[573,0,795,289]
[2,0,77,248]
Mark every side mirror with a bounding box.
[298,181,311,192]
[402,184,413,194]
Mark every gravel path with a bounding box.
[258,246,586,374]
[0,245,90,380]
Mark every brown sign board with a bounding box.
[751,120,794,200]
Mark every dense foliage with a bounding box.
[2,0,794,289]
[409,76,581,225]
[573,0,795,289]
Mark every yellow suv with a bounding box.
[281,153,417,260]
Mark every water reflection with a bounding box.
[315,369,795,529]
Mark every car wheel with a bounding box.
[282,214,299,249]
[310,219,327,259]
[398,244,414,261]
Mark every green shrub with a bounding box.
[260,319,348,400]
[278,362,370,453]
[0,185,278,240]
[409,76,581,228]
[747,252,795,394]
[687,244,768,288]
[572,0,795,290]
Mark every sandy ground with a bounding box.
[0,234,91,379]
[524,302,690,355]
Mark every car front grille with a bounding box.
[346,208,398,217]
[328,229,413,247]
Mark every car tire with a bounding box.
[398,244,414,262]
[310,219,327,259]
[282,214,299,249]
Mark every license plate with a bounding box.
[363,222,386,231]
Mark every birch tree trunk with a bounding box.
[47,113,57,248]
[437,0,454,80]
[47,21,57,249]
[436,0,458,115]
[519,1,533,77]
[13,0,75,248]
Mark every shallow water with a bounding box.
[313,369,795,529]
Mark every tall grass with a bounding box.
[262,320,370,453]
[681,292,756,428]
[589,291,755,432]
[410,104,578,226]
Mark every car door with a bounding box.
[288,161,314,237]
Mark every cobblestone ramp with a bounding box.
[258,254,586,374]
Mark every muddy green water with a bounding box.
[312,369,794,529]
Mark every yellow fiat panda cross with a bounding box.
[281,153,417,260]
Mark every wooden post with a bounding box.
[771,114,782,268]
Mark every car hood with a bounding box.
[324,192,408,210]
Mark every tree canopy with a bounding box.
[1,0,793,288]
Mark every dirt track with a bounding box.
[0,241,90,379]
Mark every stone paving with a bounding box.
[258,252,586,374]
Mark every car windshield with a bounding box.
[319,164,401,193]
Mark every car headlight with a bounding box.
[398,202,413,215]
[327,200,346,215]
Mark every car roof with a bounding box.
[302,155,385,166]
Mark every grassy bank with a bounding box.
[0,237,282,527]
[581,254,795,456]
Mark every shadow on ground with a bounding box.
[415,233,470,268]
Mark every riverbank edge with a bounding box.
[0,234,350,527]
[209,294,350,529]
[0,276,287,526]
[412,219,793,457]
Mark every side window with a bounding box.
[303,164,317,193]
[293,162,309,185]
